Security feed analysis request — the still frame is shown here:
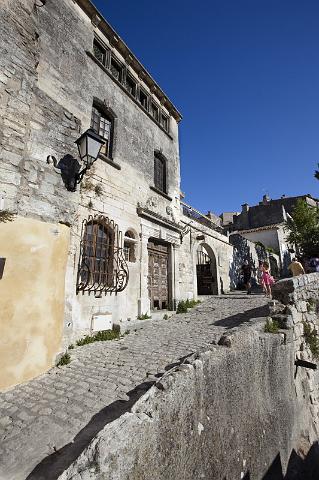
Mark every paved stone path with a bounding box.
[0,294,269,480]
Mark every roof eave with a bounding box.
[75,0,183,123]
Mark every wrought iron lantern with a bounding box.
[47,128,105,192]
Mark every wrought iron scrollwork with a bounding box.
[76,214,129,295]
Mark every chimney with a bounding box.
[262,194,270,205]
[241,203,249,213]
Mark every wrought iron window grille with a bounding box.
[77,215,129,295]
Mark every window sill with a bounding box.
[86,51,174,140]
[150,186,172,201]
[99,153,121,170]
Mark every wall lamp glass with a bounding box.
[47,128,105,192]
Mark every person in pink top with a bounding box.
[262,261,275,298]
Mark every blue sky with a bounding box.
[93,0,319,214]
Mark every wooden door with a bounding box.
[148,241,169,310]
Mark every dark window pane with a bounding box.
[151,102,159,122]
[126,75,136,97]
[160,113,168,131]
[80,221,115,287]
[154,155,166,192]
[139,89,148,109]
[93,40,106,65]
[90,106,112,158]
[110,57,122,81]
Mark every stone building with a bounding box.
[0,0,232,390]
[225,194,319,275]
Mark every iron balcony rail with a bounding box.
[181,201,224,234]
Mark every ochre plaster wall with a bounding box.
[0,216,69,390]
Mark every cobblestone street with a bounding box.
[0,294,269,480]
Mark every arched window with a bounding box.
[91,105,114,159]
[77,215,129,295]
[123,230,137,263]
[154,153,166,193]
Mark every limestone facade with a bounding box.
[0,0,233,389]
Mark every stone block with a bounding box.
[0,169,20,185]
[297,301,308,313]
[1,149,22,166]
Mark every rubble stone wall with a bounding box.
[58,274,319,480]
[229,233,281,289]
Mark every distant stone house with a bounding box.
[226,194,319,274]
[0,0,232,390]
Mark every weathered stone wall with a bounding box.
[57,274,319,480]
[272,273,319,430]
[229,233,280,289]
[0,0,80,388]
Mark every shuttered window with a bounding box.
[154,154,166,193]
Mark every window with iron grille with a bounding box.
[91,106,113,159]
[154,153,166,193]
[77,215,129,295]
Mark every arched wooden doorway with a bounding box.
[196,244,218,295]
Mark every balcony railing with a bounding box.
[181,201,224,234]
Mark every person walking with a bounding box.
[241,260,252,295]
[288,258,305,277]
[257,260,266,294]
[262,261,274,298]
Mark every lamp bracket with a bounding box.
[47,154,85,192]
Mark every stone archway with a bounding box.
[196,243,219,295]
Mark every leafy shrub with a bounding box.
[57,352,71,366]
[76,329,120,346]
[176,301,188,314]
[177,299,201,314]
[307,298,317,313]
[137,313,152,320]
[185,299,201,308]
[303,321,319,359]
[264,318,280,333]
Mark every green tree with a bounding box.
[315,164,319,180]
[284,199,319,258]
